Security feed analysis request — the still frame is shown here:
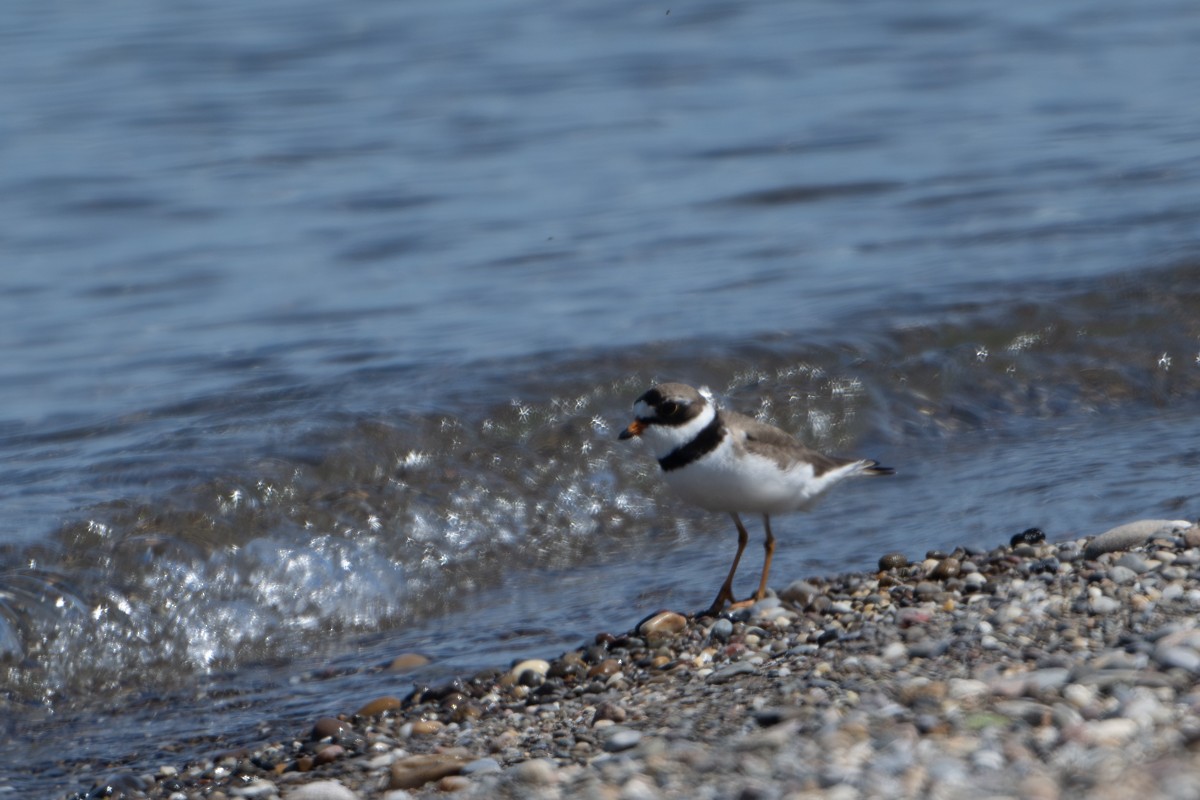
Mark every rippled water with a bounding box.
[3,0,1200,795]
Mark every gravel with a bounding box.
[64,521,1200,800]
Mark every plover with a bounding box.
[620,382,893,616]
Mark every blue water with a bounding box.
[2,0,1200,795]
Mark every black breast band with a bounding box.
[658,413,725,472]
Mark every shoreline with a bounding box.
[66,518,1200,800]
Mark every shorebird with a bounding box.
[620,382,893,616]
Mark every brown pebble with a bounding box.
[295,756,315,772]
[490,729,521,753]
[410,719,445,735]
[1185,525,1200,549]
[593,701,627,724]
[930,558,961,580]
[355,696,403,717]
[449,702,483,723]
[311,717,350,741]
[587,659,622,679]
[314,744,345,765]
[390,754,472,790]
[638,610,688,638]
[879,552,908,570]
[437,775,472,792]
[388,653,432,672]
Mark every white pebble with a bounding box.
[948,678,989,701]
[882,641,908,662]
[285,781,361,800]
[1063,683,1096,709]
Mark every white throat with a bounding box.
[640,402,718,461]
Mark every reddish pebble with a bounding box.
[315,744,345,765]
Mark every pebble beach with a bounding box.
[66,517,1200,800]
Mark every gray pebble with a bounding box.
[780,580,821,606]
[1116,552,1152,573]
[1084,519,1191,559]
[461,758,502,776]
[907,639,950,659]
[709,618,734,643]
[602,727,642,752]
[1026,668,1071,693]
[914,581,941,599]
[707,661,757,684]
[1155,646,1200,673]
[1108,565,1138,585]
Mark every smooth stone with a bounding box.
[709,618,734,643]
[929,558,961,580]
[620,776,660,800]
[311,717,351,741]
[232,781,278,799]
[1184,526,1200,548]
[780,580,821,606]
[314,744,345,765]
[882,641,908,662]
[1081,717,1139,746]
[878,552,908,570]
[914,581,941,599]
[387,653,431,672]
[637,610,688,637]
[1162,568,1188,585]
[432,776,468,792]
[1115,552,1152,573]
[511,758,558,785]
[947,678,989,700]
[707,661,756,684]
[1154,645,1200,673]
[460,758,502,776]
[1089,595,1121,615]
[1107,565,1138,585]
[1083,519,1191,559]
[587,659,622,679]
[285,781,361,800]
[750,595,781,612]
[355,696,403,717]
[994,700,1053,725]
[602,727,643,752]
[907,639,950,659]
[593,701,628,724]
[510,659,550,679]
[389,754,472,790]
[409,719,444,735]
[1026,668,1071,693]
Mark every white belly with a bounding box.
[661,438,837,515]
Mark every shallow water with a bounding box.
[2,0,1199,795]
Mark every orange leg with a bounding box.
[703,513,750,616]
[753,514,776,602]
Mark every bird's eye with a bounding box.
[659,401,680,417]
